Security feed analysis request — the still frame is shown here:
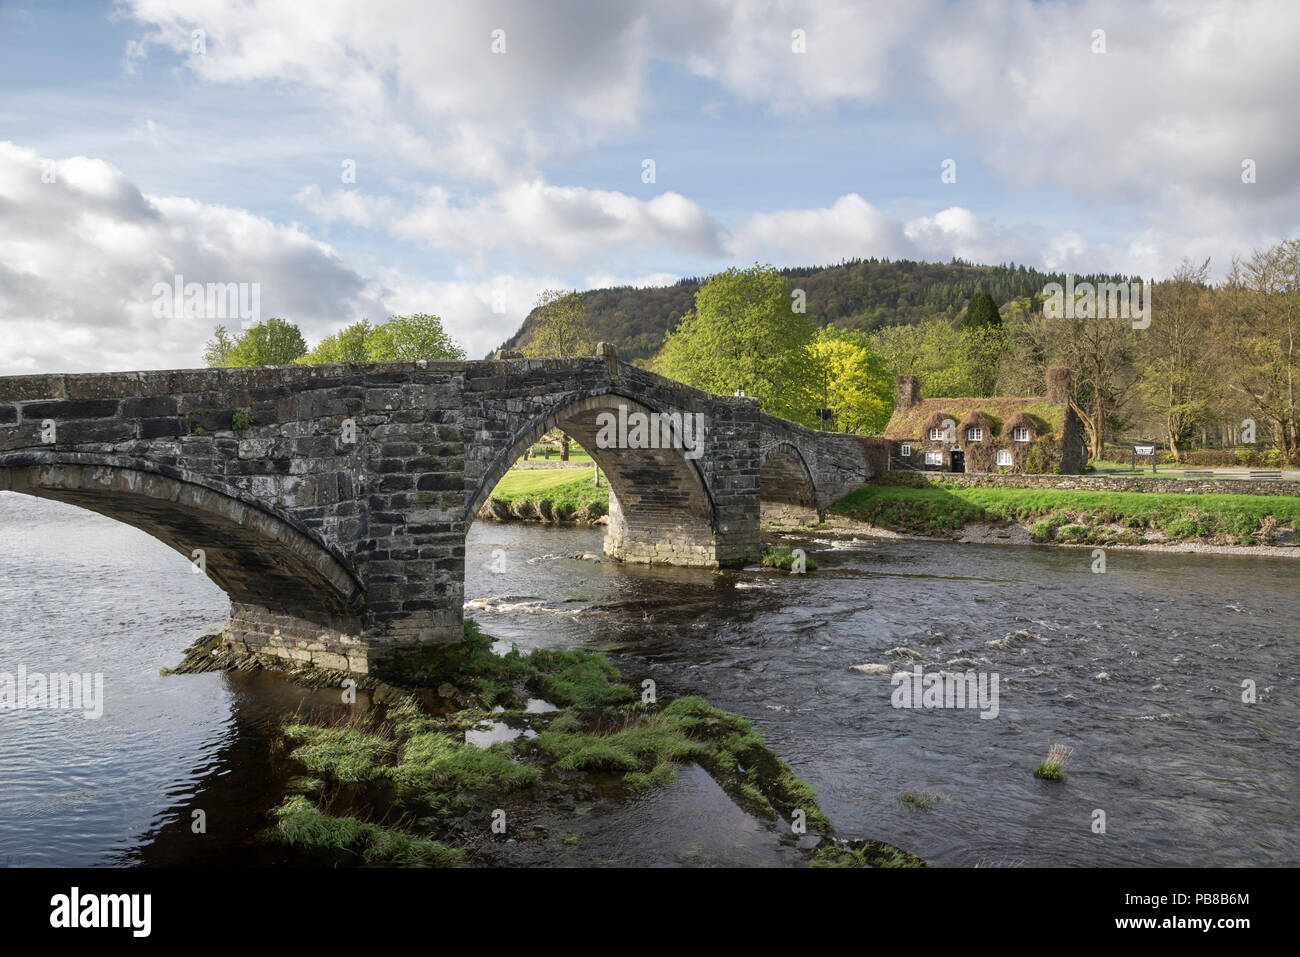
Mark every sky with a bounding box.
[0,0,1297,374]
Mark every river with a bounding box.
[1,493,1296,867]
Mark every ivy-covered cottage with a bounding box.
[882,367,1087,474]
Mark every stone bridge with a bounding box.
[0,352,887,673]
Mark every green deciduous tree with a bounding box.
[368,313,466,361]
[299,318,375,363]
[653,264,819,425]
[960,321,1007,397]
[808,328,893,433]
[202,324,237,367]
[297,314,466,364]
[869,317,1002,398]
[207,318,307,367]
[522,290,595,357]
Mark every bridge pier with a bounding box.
[604,486,760,566]
[222,602,368,672]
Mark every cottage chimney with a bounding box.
[895,375,921,410]
[1045,366,1072,405]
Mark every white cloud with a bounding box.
[677,0,1300,210]
[294,184,394,229]
[902,206,1049,267]
[121,0,1300,274]
[0,142,383,374]
[730,194,912,264]
[582,272,680,290]
[122,0,674,182]
[128,0,1296,208]
[5,134,1276,379]
[299,180,726,264]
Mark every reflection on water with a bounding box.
[465,720,538,747]
[2,492,1297,866]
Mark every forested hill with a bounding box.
[493,258,1137,361]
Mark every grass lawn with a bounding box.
[830,483,1300,544]
[481,466,610,521]
[494,467,604,497]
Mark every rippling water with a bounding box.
[466,524,1300,867]
[2,492,1296,866]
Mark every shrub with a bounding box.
[1024,441,1052,474]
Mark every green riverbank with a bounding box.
[478,467,609,523]
[830,481,1300,547]
[478,462,1300,551]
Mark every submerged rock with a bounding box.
[850,663,892,675]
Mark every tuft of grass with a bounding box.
[546,710,584,734]
[1034,742,1073,781]
[272,795,464,867]
[526,648,638,707]
[534,712,710,775]
[811,839,929,868]
[898,788,942,809]
[282,724,394,783]
[761,546,818,571]
[624,762,681,791]
[391,731,540,795]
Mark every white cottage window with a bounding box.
[928,427,944,441]
[900,443,911,457]
[925,451,943,466]
[1013,427,1030,442]
[996,449,1013,466]
[967,427,983,442]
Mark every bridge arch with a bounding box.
[759,442,820,523]
[0,454,365,663]
[468,390,724,566]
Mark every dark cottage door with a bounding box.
[950,449,965,472]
